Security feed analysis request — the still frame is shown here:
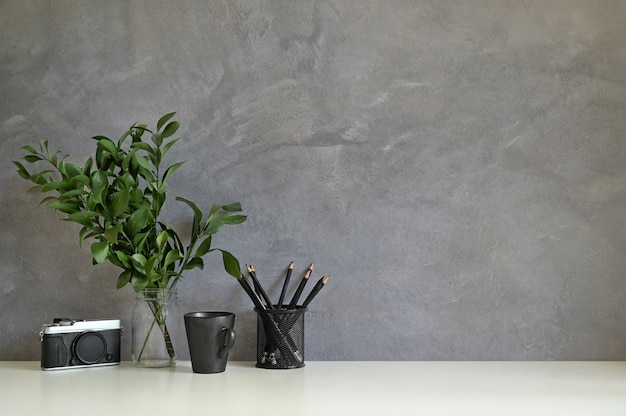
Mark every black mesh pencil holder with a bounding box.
[255,307,307,369]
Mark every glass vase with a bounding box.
[132,288,181,368]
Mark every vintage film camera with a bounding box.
[40,318,121,370]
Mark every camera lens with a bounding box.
[73,332,107,364]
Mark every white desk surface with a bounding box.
[0,361,625,415]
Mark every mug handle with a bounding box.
[218,327,236,358]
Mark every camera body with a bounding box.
[40,318,121,370]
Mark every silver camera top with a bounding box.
[42,318,121,335]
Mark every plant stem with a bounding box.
[137,288,175,364]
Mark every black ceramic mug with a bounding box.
[184,311,236,374]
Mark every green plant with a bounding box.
[14,112,246,364]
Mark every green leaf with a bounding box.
[111,189,130,217]
[81,229,101,240]
[205,213,245,234]
[159,222,184,253]
[72,175,91,186]
[95,136,118,155]
[131,124,148,142]
[151,132,163,147]
[156,180,168,193]
[209,204,221,217]
[95,147,113,170]
[134,155,151,171]
[131,253,147,268]
[13,161,31,180]
[21,145,38,154]
[131,273,149,293]
[78,226,88,247]
[27,186,43,194]
[91,171,108,202]
[64,163,82,178]
[24,155,43,163]
[37,196,58,206]
[86,193,101,211]
[130,141,156,155]
[104,226,119,244]
[129,189,144,205]
[219,249,241,278]
[30,173,48,186]
[116,270,132,289]
[221,202,243,212]
[95,146,104,169]
[161,138,179,159]
[106,250,124,268]
[176,196,202,237]
[82,157,93,175]
[66,210,100,227]
[90,241,109,264]
[48,201,80,214]
[156,230,169,253]
[194,235,213,258]
[61,188,87,198]
[164,249,182,268]
[127,207,150,236]
[157,112,176,131]
[121,151,134,171]
[162,161,185,183]
[138,169,155,188]
[132,231,150,249]
[115,250,131,268]
[225,215,247,225]
[161,121,180,139]
[117,129,132,147]
[145,256,158,281]
[41,139,51,160]
[183,256,204,271]
[41,181,74,192]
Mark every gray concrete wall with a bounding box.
[1,0,625,361]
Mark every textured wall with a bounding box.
[1,0,625,361]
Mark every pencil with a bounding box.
[301,275,329,308]
[277,261,294,309]
[237,274,266,310]
[238,275,299,362]
[247,264,273,309]
[247,264,261,297]
[287,268,311,309]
